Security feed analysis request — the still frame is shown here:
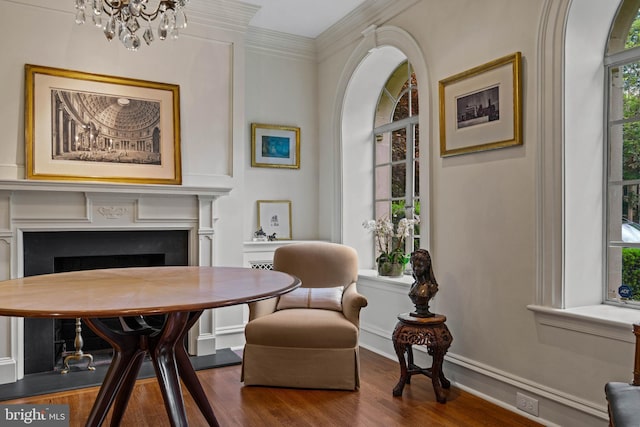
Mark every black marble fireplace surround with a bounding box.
[22,230,189,374]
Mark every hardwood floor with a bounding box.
[3,349,542,426]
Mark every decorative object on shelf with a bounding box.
[251,123,300,169]
[252,227,277,242]
[74,0,189,51]
[439,52,522,157]
[25,64,182,185]
[257,200,292,240]
[378,261,404,277]
[253,227,268,242]
[408,249,439,318]
[362,216,420,277]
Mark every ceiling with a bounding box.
[243,0,367,38]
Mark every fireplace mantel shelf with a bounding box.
[0,179,232,198]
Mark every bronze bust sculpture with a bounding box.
[408,249,439,317]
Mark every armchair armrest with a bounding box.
[342,283,368,327]
[247,297,278,321]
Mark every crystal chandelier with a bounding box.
[74,0,189,51]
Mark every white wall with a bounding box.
[244,32,320,241]
[317,0,631,425]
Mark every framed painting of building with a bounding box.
[24,64,182,184]
[439,52,522,157]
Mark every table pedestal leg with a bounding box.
[83,311,219,427]
[82,319,146,427]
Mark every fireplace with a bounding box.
[22,230,189,374]
[0,181,229,384]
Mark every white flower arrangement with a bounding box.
[362,216,420,266]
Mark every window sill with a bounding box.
[358,269,414,286]
[527,304,639,343]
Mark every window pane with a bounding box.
[610,62,640,122]
[376,165,391,199]
[375,91,394,127]
[608,122,640,181]
[392,128,406,162]
[623,122,640,180]
[376,201,390,221]
[376,132,390,165]
[607,8,640,55]
[623,61,640,120]
[626,12,640,51]
[392,200,405,222]
[623,183,640,224]
[608,246,640,304]
[394,92,410,121]
[392,163,406,198]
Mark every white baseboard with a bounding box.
[359,328,608,427]
[0,357,17,385]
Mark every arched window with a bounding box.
[372,61,420,261]
[606,2,640,306]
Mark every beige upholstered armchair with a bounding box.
[241,241,368,390]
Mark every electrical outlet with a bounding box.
[516,392,539,416]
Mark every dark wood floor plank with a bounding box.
[2,349,542,427]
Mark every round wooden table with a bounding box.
[0,266,301,427]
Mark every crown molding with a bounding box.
[186,0,259,34]
[245,27,317,61]
[316,0,421,62]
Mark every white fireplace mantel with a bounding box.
[0,179,233,384]
[0,179,232,197]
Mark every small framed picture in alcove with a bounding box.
[257,200,292,240]
[251,123,300,169]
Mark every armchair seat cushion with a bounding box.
[244,308,358,349]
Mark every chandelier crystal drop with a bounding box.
[74,0,188,51]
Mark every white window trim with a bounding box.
[337,25,431,268]
[533,0,636,342]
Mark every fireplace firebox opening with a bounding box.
[22,230,189,374]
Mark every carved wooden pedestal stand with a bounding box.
[392,313,452,403]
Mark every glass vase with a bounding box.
[377,261,404,277]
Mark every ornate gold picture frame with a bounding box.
[25,64,182,184]
[251,123,300,169]
[439,52,522,157]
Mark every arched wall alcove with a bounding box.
[336,26,430,268]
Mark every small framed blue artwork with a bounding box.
[251,123,300,169]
